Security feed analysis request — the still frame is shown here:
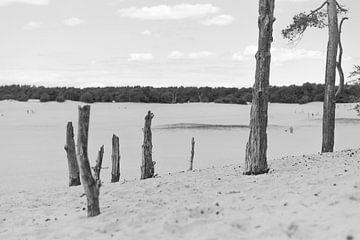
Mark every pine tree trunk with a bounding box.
[111,134,120,183]
[76,105,100,217]
[322,0,339,153]
[141,111,155,180]
[244,0,275,175]
[64,122,81,186]
[189,137,195,171]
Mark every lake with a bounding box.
[0,100,359,192]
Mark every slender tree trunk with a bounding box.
[141,111,155,180]
[244,0,275,175]
[76,105,100,217]
[189,137,195,171]
[111,134,120,183]
[64,122,81,186]
[322,0,339,153]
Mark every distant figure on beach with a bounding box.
[289,126,294,134]
[285,126,294,134]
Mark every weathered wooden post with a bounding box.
[93,145,104,184]
[111,134,120,182]
[64,122,81,186]
[189,137,195,171]
[244,0,275,175]
[141,111,155,180]
[76,105,101,217]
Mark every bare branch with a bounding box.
[308,1,328,17]
[335,17,348,98]
[336,1,348,12]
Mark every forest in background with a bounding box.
[0,83,360,104]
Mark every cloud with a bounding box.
[168,51,216,60]
[0,0,48,6]
[168,51,186,59]
[118,4,219,20]
[272,48,323,63]
[141,29,160,37]
[231,53,246,61]
[24,21,41,30]
[243,45,258,56]
[128,53,154,61]
[141,30,153,35]
[233,45,324,64]
[201,14,234,26]
[63,17,84,27]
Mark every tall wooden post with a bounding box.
[111,134,120,183]
[64,122,81,186]
[76,105,101,217]
[244,0,275,175]
[141,111,155,180]
[322,0,339,153]
[189,137,195,171]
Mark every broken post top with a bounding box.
[112,134,119,141]
[145,111,154,121]
[77,105,91,157]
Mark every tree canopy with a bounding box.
[1,84,360,104]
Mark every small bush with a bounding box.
[56,95,65,103]
[80,92,94,103]
[40,93,51,102]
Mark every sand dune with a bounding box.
[1,149,360,240]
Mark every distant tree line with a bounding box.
[0,83,360,104]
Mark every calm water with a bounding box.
[0,100,359,191]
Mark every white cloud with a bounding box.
[141,29,159,37]
[24,21,41,30]
[201,14,234,26]
[141,30,153,35]
[189,51,216,59]
[0,0,48,6]
[118,4,219,20]
[168,51,216,60]
[243,45,258,56]
[232,52,246,61]
[128,53,154,61]
[63,17,84,27]
[272,47,323,63]
[168,51,186,59]
[233,44,324,64]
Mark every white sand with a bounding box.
[1,149,360,240]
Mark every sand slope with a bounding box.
[1,149,360,240]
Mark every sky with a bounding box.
[0,0,359,88]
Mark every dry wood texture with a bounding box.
[76,105,101,217]
[64,122,81,186]
[189,137,195,171]
[93,145,104,185]
[141,111,155,180]
[244,0,275,175]
[111,134,120,183]
[322,0,339,153]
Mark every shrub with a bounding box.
[80,92,94,103]
[56,95,65,103]
[40,93,51,102]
